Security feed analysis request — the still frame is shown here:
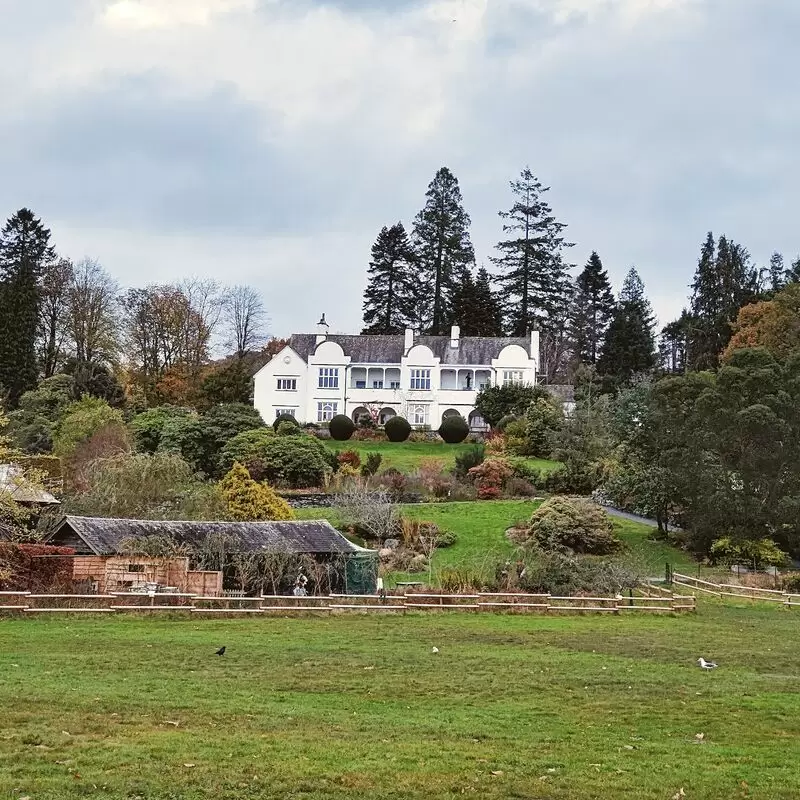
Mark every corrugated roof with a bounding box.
[49,516,371,557]
[288,333,532,365]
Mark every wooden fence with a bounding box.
[672,573,800,607]
[0,589,695,616]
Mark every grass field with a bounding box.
[2,605,799,799]
[322,439,560,474]
[296,500,697,579]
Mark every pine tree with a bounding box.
[0,209,56,406]
[658,310,693,375]
[788,256,800,284]
[491,167,573,338]
[597,268,655,383]
[450,267,504,337]
[567,251,615,365]
[411,167,475,335]
[688,232,759,370]
[361,222,418,334]
[473,267,504,336]
[766,252,787,293]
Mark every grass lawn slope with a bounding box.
[2,608,799,799]
[322,439,560,474]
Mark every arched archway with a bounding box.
[351,406,370,424]
[379,407,397,425]
[468,410,488,431]
[441,408,460,424]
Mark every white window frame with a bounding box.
[503,370,524,386]
[317,401,338,422]
[276,378,297,391]
[410,369,431,390]
[275,408,296,419]
[318,368,339,389]
[411,404,429,426]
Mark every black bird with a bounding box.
[215,646,226,656]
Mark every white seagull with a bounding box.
[431,647,439,654]
[697,658,718,670]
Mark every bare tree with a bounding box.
[334,485,400,542]
[37,258,74,377]
[223,285,267,358]
[68,258,120,366]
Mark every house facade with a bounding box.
[253,325,540,430]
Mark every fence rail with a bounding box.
[672,573,800,606]
[0,590,696,616]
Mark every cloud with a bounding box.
[0,0,798,337]
[103,0,258,29]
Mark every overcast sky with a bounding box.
[2,0,798,337]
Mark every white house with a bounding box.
[253,322,540,431]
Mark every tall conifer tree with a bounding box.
[411,167,474,335]
[361,222,417,334]
[491,167,573,337]
[0,209,55,405]
[450,267,504,337]
[597,268,655,383]
[567,251,615,365]
[688,232,758,370]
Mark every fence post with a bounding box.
[665,563,672,586]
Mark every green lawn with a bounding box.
[322,439,560,474]
[297,500,696,580]
[2,607,799,799]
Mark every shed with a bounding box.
[46,516,378,595]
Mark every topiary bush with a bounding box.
[329,414,356,441]
[384,415,411,442]
[438,414,469,444]
[276,420,302,436]
[525,497,620,555]
[273,414,300,433]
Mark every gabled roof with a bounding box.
[0,464,60,505]
[48,516,371,557]
[288,333,533,365]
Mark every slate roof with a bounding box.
[288,333,532,366]
[48,516,371,557]
[0,464,60,505]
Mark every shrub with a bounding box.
[337,450,362,469]
[219,428,276,476]
[475,384,543,427]
[276,420,302,436]
[129,406,193,454]
[54,397,125,461]
[417,458,456,500]
[273,414,300,432]
[438,414,469,444]
[157,414,205,472]
[436,529,458,547]
[220,462,294,521]
[65,452,227,520]
[505,476,538,497]
[710,537,788,569]
[468,457,513,499]
[496,414,517,432]
[373,470,409,501]
[385,416,411,442]
[453,443,486,480]
[783,573,800,593]
[201,403,267,476]
[0,543,75,591]
[360,452,383,477]
[329,414,356,441]
[525,497,620,555]
[255,435,332,488]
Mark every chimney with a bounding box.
[531,329,541,371]
[316,313,329,345]
[404,328,415,352]
[449,325,460,349]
